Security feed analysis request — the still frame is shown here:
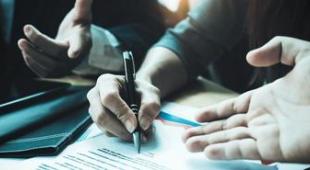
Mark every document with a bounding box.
[19,103,277,170]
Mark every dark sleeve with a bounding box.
[153,0,248,80]
[92,0,165,68]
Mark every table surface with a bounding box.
[2,76,309,170]
[42,75,238,107]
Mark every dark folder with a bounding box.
[0,86,92,158]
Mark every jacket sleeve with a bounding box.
[153,0,247,80]
[103,0,165,68]
[73,0,165,75]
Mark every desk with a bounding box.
[1,76,309,170]
[167,77,237,107]
[43,75,238,107]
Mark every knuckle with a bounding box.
[101,90,119,104]
[86,89,94,101]
[140,101,160,118]
[230,100,239,113]
[98,74,115,82]
[146,101,161,111]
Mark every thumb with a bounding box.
[246,36,310,67]
[73,0,93,23]
[67,32,91,59]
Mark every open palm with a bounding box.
[18,0,92,77]
[183,37,310,162]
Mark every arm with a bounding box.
[87,0,247,139]
[139,0,248,97]
[136,47,187,98]
[69,0,167,76]
[84,0,165,73]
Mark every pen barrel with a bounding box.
[126,77,137,107]
[130,104,139,114]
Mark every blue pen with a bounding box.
[159,111,202,127]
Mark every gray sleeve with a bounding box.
[73,25,123,76]
[154,0,247,80]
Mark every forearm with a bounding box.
[136,47,188,98]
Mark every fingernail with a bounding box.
[140,117,151,131]
[24,26,32,35]
[18,40,25,49]
[125,120,136,133]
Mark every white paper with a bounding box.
[20,123,276,170]
[3,102,309,170]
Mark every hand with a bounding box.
[18,0,93,78]
[182,36,310,163]
[87,74,161,140]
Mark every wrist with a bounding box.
[136,72,153,85]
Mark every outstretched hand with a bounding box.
[18,0,93,77]
[183,36,310,163]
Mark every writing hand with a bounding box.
[87,74,160,141]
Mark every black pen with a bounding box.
[123,51,141,153]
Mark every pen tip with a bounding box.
[133,131,141,154]
[138,146,141,154]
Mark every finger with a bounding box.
[96,75,137,133]
[21,50,47,77]
[183,114,248,142]
[246,36,310,67]
[185,127,251,153]
[18,39,51,77]
[195,91,253,122]
[87,88,131,140]
[204,139,261,160]
[104,129,115,137]
[74,0,92,22]
[141,125,154,142]
[23,25,67,57]
[18,39,58,70]
[68,30,90,58]
[138,84,161,131]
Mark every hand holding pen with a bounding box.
[87,52,161,152]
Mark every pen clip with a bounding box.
[128,51,136,79]
[123,52,135,81]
